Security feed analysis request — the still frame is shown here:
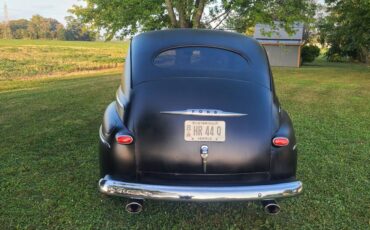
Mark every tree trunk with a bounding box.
[176,1,191,28]
[193,0,207,28]
[359,46,369,64]
[165,0,178,28]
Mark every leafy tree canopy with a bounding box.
[318,0,370,63]
[0,15,64,40]
[0,15,96,41]
[64,16,97,41]
[70,0,317,39]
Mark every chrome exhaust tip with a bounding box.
[125,199,143,214]
[262,200,280,215]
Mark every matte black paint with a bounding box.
[129,79,272,174]
[99,29,298,185]
[131,29,271,88]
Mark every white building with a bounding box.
[253,22,305,67]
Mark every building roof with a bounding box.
[253,22,304,45]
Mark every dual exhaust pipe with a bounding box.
[125,199,280,215]
[125,199,143,214]
[261,200,281,215]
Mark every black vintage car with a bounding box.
[98,29,302,214]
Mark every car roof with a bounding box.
[134,29,261,56]
[130,29,271,88]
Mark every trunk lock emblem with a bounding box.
[200,145,209,173]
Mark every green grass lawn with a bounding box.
[0,40,128,80]
[0,62,369,229]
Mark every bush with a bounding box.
[326,53,349,62]
[301,45,320,63]
[325,45,351,62]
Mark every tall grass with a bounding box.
[0,40,128,80]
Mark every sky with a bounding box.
[0,0,82,25]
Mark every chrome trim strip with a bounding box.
[99,126,111,148]
[160,109,247,117]
[115,89,127,109]
[116,95,124,109]
[115,89,127,120]
[99,175,303,201]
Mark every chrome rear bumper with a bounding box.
[99,175,303,201]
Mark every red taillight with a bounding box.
[116,135,133,145]
[272,137,289,147]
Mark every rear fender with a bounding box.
[270,109,297,180]
[100,101,136,179]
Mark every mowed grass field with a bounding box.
[0,50,369,228]
[0,40,128,80]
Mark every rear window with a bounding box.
[153,47,248,74]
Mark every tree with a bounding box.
[56,25,66,40]
[26,15,64,40]
[0,23,6,39]
[226,0,316,34]
[0,15,96,41]
[64,16,96,41]
[27,15,43,39]
[9,19,29,39]
[0,22,12,39]
[318,0,370,63]
[70,0,317,39]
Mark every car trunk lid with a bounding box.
[128,78,272,174]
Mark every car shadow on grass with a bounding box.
[102,195,290,228]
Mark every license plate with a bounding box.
[184,120,225,142]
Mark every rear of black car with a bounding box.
[98,30,302,210]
